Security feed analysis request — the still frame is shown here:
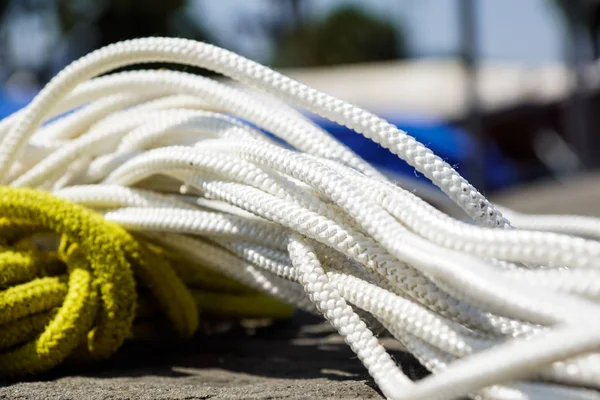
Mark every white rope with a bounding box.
[3,37,600,399]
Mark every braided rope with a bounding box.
[0,187,292,377]
[2,37,600,399]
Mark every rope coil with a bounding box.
[1,37,600,399]
[0,187,291,377]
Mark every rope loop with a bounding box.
[0,187,198,375]
[4,37,600,399]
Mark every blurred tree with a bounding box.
[1,0,409,85]
[0,0,212,84]
[54,0,212,77]
[272,6,407,68]
[55,0,209,47]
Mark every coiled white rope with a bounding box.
[2,37,600,399]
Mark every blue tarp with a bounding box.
[0,90,30,119]
[310,114,519,191]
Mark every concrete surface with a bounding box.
[0,314,427,400]
[492,173,600,216]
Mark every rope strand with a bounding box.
[0,188,292,377]
[1,37,600,399]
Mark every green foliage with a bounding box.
[54,0,212,76]
[273,6,407,68]
[55,0,209,45]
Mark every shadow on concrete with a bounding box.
[3,312,429,399]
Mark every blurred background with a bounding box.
[1,0,600,196]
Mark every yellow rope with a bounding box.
[0,187,293,377]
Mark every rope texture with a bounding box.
[0,187,291,377]
[1,37,600,399]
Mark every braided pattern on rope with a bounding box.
[0,187,292,377]
[2,37,600,399]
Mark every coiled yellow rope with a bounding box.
[0,187,292,377]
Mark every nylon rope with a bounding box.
[0,37,600,399]
[0,187,292,377]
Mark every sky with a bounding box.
[196,0,567,65]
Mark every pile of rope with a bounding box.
[0,187,291,377]
[2,37,600,399]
